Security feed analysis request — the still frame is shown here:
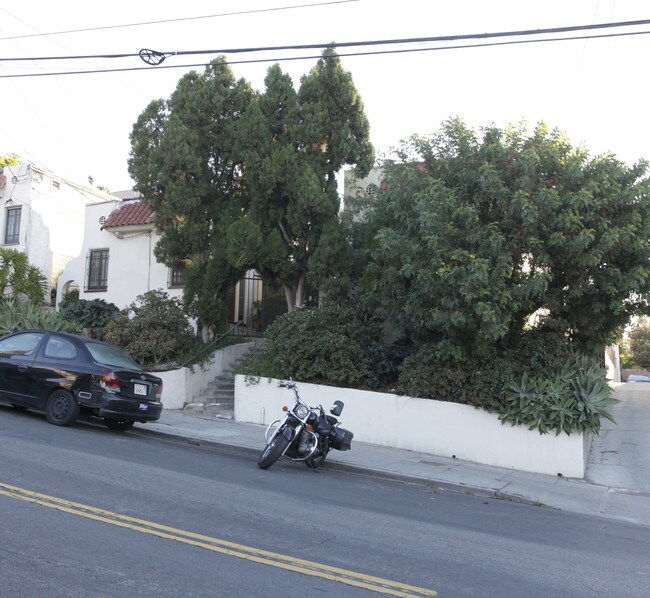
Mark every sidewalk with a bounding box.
[133,383,650,528]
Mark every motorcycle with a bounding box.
[257,380,353,470]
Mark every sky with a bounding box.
[1,0,649,193]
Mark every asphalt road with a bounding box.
[1,404,649,598]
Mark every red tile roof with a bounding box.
[102,200,155,229]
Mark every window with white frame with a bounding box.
[85,249,109,291]
[4,206,21,245]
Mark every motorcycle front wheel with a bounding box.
[258,432,291,470]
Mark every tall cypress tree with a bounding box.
[129,49,374,336]
[129,58,253,336]
[231,48,374,309]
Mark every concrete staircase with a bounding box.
[183,341,264,419]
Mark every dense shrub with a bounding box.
[363,343,412,390]
[59,297,119,329]
[397,330,616,435]
[398,346,512,411]
[397,331,576,412]
[104,290,195,367]
[240,305,383,387]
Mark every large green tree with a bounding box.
[129,50,373,332]
[230,48,374,309]
[365,118,650,359]
[128,58,253,336]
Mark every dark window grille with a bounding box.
[4,207,21,244]
[85,249,109,291]
[168,263,187,288]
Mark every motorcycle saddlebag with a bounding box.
[330,427,353,451]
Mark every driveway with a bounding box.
[586,382,650,493]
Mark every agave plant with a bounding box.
[569,362,619,433]
[0,298,80,336]
[500,354,618,436]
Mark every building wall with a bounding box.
[56,201,184,309]
[342,166,383,216]
[0,163,110,293]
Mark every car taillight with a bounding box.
[155,381,163,399]
[99,371,120,393]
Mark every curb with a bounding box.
[131,424,546,507]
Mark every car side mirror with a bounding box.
[330,400,344,416]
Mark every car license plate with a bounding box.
[134,383,148,396]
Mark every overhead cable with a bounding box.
[0,0,360,42]
[2,18,650,64]
[2,23,649,78]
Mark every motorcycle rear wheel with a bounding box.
[258,433,291,470]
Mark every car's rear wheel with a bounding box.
[45,390,80,426]
[104,418,134,432]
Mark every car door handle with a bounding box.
[18,365,28,372]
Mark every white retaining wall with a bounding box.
[152,342,256,410]
[235,376,592,478]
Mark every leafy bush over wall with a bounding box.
[103,290,195,368]
[239,305,386,387]
[363,343,412,390]
[397,331,575,412]
[241,304,615,435]
[59,297,119,329]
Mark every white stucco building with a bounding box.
[56,193,287,333]
[55,194,185,309]
[0,163,113,297]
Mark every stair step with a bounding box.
[183,402,234,419]
[207,381,235,392]
[184,342,267,418]
[196,390,234,399]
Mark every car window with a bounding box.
[0,332,45,357]
[43,336,78,360]
[85,341,142,370]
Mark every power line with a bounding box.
[0,0,360,42]
[3,27,649,80]
[1,17,649,66]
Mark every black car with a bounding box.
[0,329,163,431]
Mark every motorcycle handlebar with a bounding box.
[278,380,322,412]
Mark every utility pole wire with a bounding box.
[0,0,360,42]
[2,27,649,79]
[1,17,650,64]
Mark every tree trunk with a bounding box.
[283,274,307,311]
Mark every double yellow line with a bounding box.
[0,482,437,597]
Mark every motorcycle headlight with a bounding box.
[294,404,309,419]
